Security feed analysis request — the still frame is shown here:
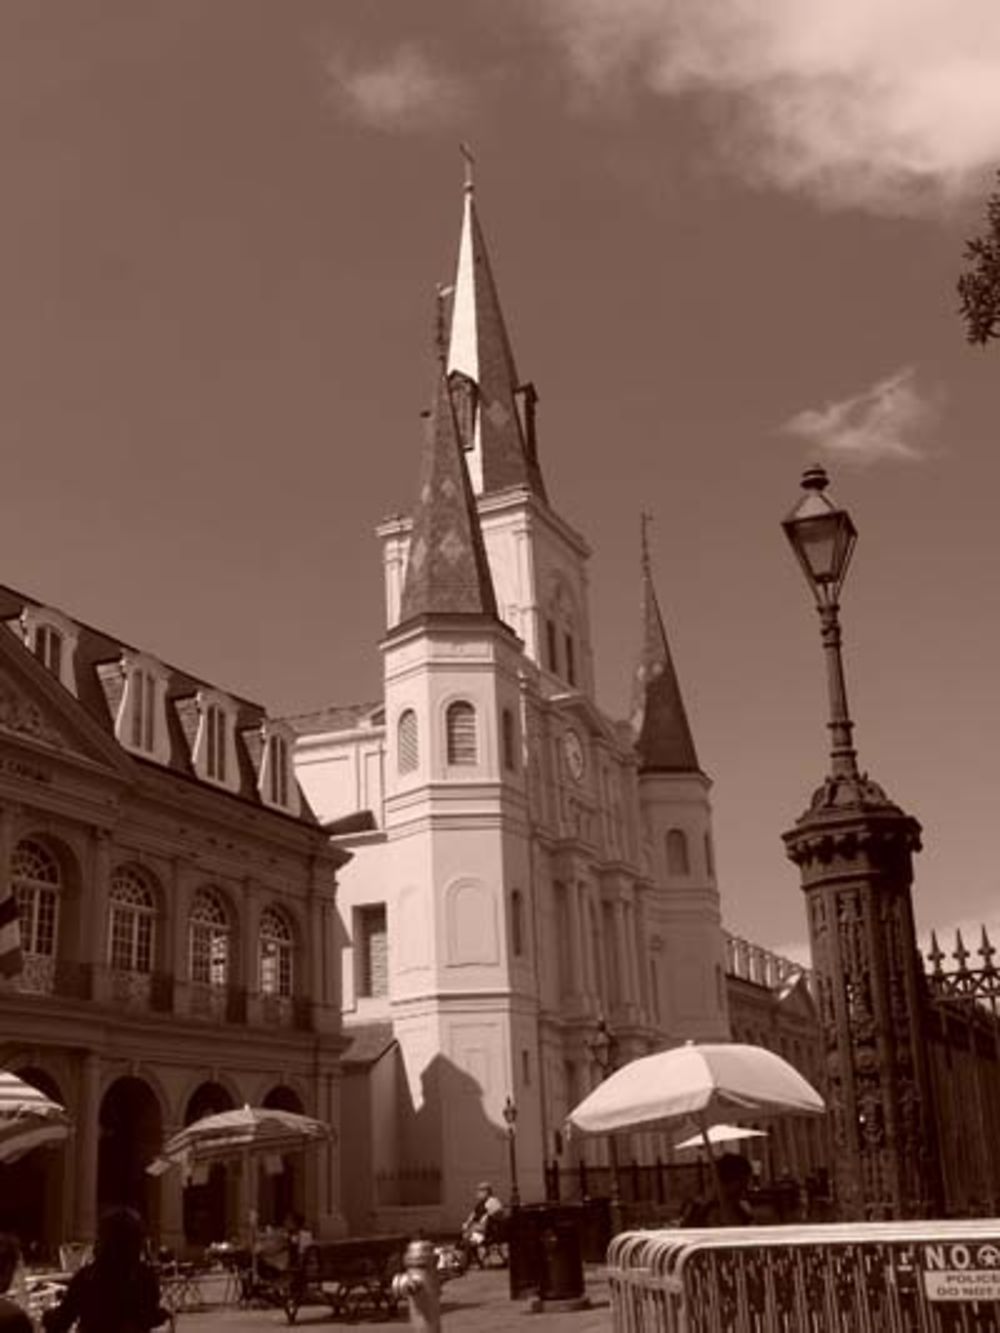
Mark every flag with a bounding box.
[0,878,22,977]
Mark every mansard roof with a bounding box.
[446,179,547,500]
[397,365,499,623]
[631,527,700,775]
[0,583,319,824]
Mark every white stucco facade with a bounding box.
[293,480,730,1230]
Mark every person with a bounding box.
[255,1212,312,1280]
[0,1235,32,1333]
[680,1152,756,1227]
[459,1183,505,1263]
[42,1207,166,1333]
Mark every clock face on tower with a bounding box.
[563,729,585,782]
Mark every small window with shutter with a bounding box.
[446,701,477,766]
[398,709,418,774]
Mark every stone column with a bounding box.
[241,878,261,1023]
[158,1119,185,1253]
[75,1052,101,1242]
[625,894,642,1013]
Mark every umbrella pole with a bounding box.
[699,1120,726,1216]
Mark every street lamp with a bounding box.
[586,1018,622,1232]
[782,464,860,780]
[502,1094,520,1208]
[780,465,941,1219]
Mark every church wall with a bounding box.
[296,728,385,826]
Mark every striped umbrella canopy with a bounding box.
[150,1104,334,1173]
[0,1069,72,1164]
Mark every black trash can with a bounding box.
[538,1210,584,1301]
[507,1204,585,1303]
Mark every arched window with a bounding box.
[445,701,477,766]
[259,906,293,997]
[12,839,60,957]
[190,889,230,987]
[206,704,227,782]
[109,867,156,973]
[398,709,418,774]
[666,828,690,876]
[511,889,524,957]
[501,708,516,772]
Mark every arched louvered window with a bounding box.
[445,701,477,766]
[109,867,156,973]
[12,839,61,957]
[259,906,293,997]
[704,832,715,878]
[189,888,230,986]
[398,709,418,774]
[666,828,690,876]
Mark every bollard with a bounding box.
[391,1238,441,1333]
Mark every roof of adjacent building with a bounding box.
[340,1022,397,1069]
[446,180,547,501]
[284,700,384,738]
[630,522,701,774]
[0,583,319,823]
[397,364,500,623]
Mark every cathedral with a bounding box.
[289,175,736,1232]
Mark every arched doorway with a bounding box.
[0,1067,66,1263]
[182,1082,234,1247]
[97,1078,162,1226]
[259,1086,304,1225]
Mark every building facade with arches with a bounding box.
[0,590,348,1258]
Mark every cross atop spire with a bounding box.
[460,141,475,194]
[631,515,700,774]
[443,164,547,500]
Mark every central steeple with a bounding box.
[445,162,547,501]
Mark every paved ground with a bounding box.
[169,1265,613,1332]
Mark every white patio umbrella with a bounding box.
[0,1069,72,1164]
[674,1123,769,1152]
[566,1043,824,1139]
[148,1105,335,1284]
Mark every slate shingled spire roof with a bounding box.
[398,360,499,623]
[446,170,547,500]
[631,515,700,774]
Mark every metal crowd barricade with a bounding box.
[608,1221,1000,1332]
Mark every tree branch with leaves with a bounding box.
[958,172,1000,345]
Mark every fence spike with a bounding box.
[979,924,996,972]
[928,930,945,974]
[953,928,970,971]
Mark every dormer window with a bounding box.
[194,691,238,792]
[18,606,79,694]
[131,669,157,752]
[258,721,300,814]
[34,625,63,678]
[111,653,170,763]
[268,733,288,805]
[206,705,227,782]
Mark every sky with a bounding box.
[1,0,998,960]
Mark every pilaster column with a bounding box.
[242,878,261,1015]
[565,878,582,1000]
[75,1052,101,1242]
[625,894,642,1012]
[89,831,113,1002]
[614,898,631,1010]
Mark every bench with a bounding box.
[282,1235,410,1324]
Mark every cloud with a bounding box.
[781,367,938,465]
[538,0,1000,215]
[325,45,467,132]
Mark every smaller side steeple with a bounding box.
[631,514,700,773]
[398,353,499,624]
